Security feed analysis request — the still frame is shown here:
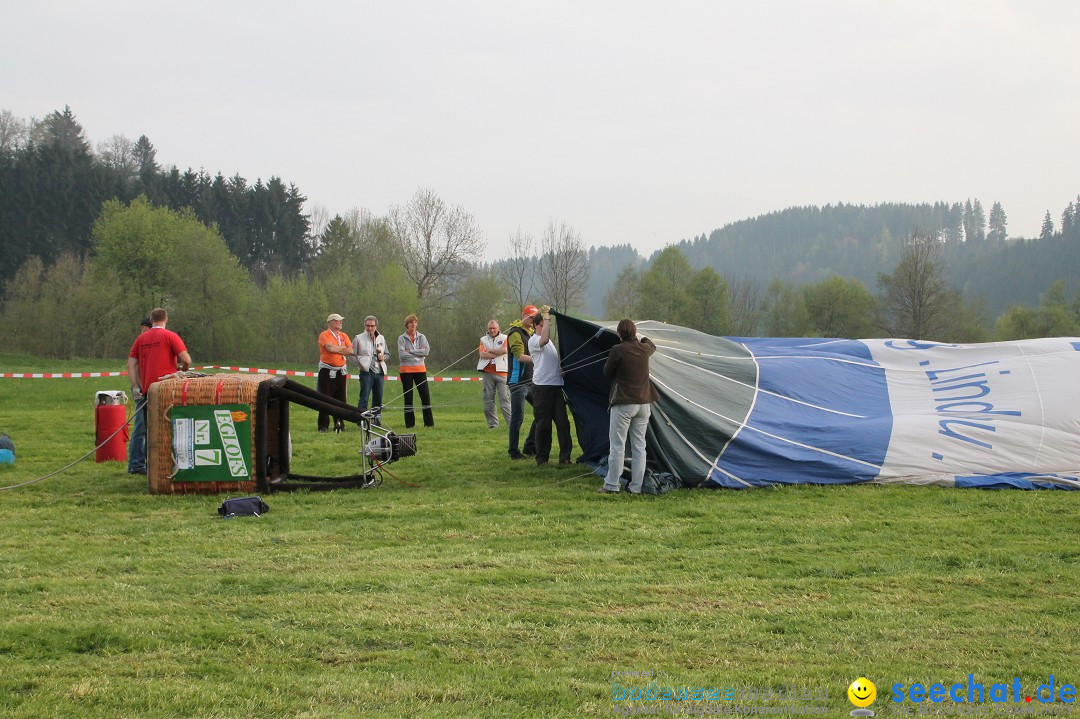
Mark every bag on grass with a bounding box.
[218,496,269,517]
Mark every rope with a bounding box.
[360,322,613,416]
[368,346,485,418]
[538,469,598,488]
[560,352,610,375]
[0,400,143,491]
[373,461,423,488]
[558,325,608,364]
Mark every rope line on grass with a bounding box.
[0,402,141,492]
[372,461,423,488]
[405,447,594,491]
[540,469,598,488]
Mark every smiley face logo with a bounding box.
[848,677,877,708]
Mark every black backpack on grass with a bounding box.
[217,496,269,517]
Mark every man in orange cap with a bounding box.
[504,304,538,459]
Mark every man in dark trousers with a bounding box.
[127,308,191,474]
[527,306,573,466]
[505,305,538,459]
[127,316,153,475]
[317,313,352,432]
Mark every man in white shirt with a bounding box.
[527,306,573,466]
[477,319,511,429]
[352,315,390,425]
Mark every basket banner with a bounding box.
[171,404,252,482]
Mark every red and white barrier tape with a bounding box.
[0,371,128,379]
[200,365,481,381]
[1,366,483,381]
[199,365,316,377]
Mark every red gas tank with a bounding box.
[95,391,130,462]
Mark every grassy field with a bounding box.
[1,354,1078,718]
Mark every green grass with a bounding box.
[1,353,1079,718]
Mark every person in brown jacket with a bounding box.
[599,319,660,494]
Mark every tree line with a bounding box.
[0,194,596,367]
[600,232,1080,342]
[0,107,593,365]
[3,106,1080,362]
[616,198,1080,321]
[0,107,314,295]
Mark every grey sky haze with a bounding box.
[3,0,1078,261]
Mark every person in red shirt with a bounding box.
[127,308,191,473]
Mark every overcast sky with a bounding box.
[4,0,1078,261]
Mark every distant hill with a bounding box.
[581,200,1080,319]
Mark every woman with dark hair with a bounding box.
[397,314,434,428]
[599,319,658,494]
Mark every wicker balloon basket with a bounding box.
[147,374,288,495]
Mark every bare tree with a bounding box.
[603,265,642,319]
[0,109,27,156]
[306,202,332,245]
[498,229,536,307]
[96,134,137,189]
[538,219,590,313]
[312,208,396,274]
[345,208,396,256]
[877,232,953,339]
[389,187,485,307]
[727,276,766,336]
[27,116,47,147]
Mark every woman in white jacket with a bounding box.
[352,315,390,424]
